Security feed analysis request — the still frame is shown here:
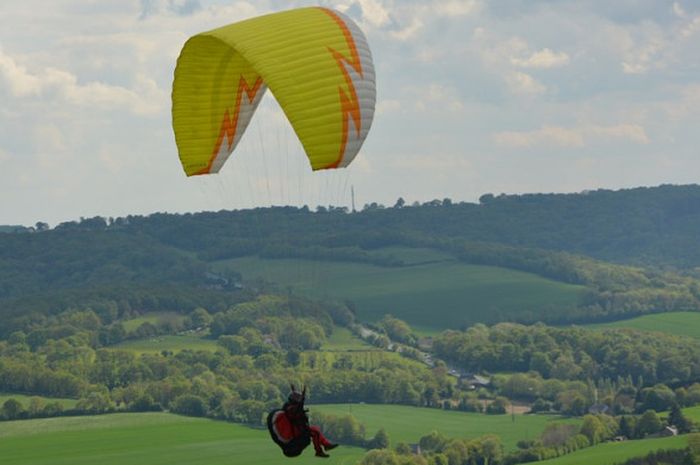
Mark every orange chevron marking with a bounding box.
[194,76,264,176]
[318,7,364,169]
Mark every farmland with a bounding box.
[121,312,187,332]
[321,327,374,351]
[0,413,364,465]
[312,403,578,452]
[586,312,700,340]
[214,253,585,331]
[537,435,688,465]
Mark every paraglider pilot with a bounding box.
[267,385,338,458]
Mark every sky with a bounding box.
[1,0,699,226]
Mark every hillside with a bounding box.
[2,185,700,333]
[214,255,585,331]
[312,403,577,452]
[537,436,688,465]
[0,413,365,465]
[116,184,700,269]
[585,312,700,340]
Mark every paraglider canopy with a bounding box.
[172,7,376,176]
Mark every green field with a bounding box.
[684,406,700,422]
[0,413,364,465]
[374,246,456,265]
[586,312,700,340]
[122,312,187,332]
[322,327,374,351]
[111,335,220,354]
[0,393,78,409]
[538,435,688,465]
[299,349,424,372]
[312,403,577,452]
[214,252,585,331]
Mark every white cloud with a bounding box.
[140,0,203,17]
[468,31,564,95]
[680,15,700,38]
[505,71,546,95]
[615,11,700,75]
[390,17,424,41]
[356,0,477,42]
[65,74,165,115]
[414,46,442,63]
[37,124,68,155]
[397,153,472,171]
[662,84,700,120]
[511,48,570,69]
[376,99,401,115]
[475,33,529,68]
[348,152,373,174]
[621,34,665,74]
[414,84,464,112]
[435,0,481,17]
[673,2,686,18]
[493,124,649,148]
[334,3,351,13]
[0,48,165,115]
[1,0,699,225]
[99,145,128,174]
[494,126,583,148]
[0,48,43,96]
[60,33,163,65]
[587,124,650,144]
[357,0,390,27]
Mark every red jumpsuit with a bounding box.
[280,403,332,455]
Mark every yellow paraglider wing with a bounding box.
[172,7,376,176]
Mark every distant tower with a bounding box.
[351,185,356,213]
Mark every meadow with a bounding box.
[111,335,220,354]
[683,405,700,422]
[312,403,578,452]
[585,312,700,340]
[537,435,688,465]
[322,327,374,351]
[214,251,585,331]
[299,348,423,371]
[121,312,187,332]
[0,413,364,465]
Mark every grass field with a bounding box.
[122,312,187,332]
[684,405,700,422]
[0,413,364,465]
[374,246,456,265]
[299,349,424,372]
[538,435,688,465]
[312,403,577,452]
[322,327,374,351]
[214,253,585,331]
[111,335,220,354]
[0,393,78,409]
[586,312,700,340]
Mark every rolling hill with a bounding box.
[0,413,364,465]
[214,254,585,331]
[585,312,700,340]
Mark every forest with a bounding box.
[2,185,700,335]
[3,184,700,465]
